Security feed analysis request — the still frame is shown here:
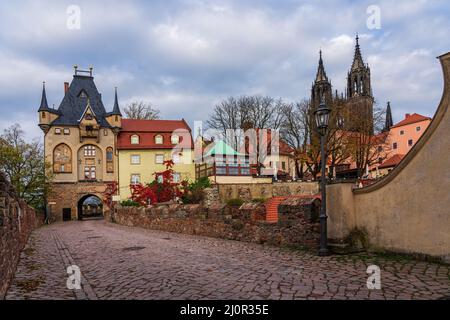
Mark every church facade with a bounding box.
[38,67,122,221]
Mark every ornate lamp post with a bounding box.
[314,98,331,256]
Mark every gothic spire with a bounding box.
[351,34,365,70]
[38,82,50,111]
[110,87,122,116]
[383,101,394,132]
[315,49,328,82]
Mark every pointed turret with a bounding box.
[351,34,365,71]
[315,50,328,82]
[311,50,332,108]
[110,87,122,116]
[38,82,50,112]
[105,87,122,129]
[383,101,393,132]
[38,81,60,132]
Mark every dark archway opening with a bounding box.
[77,195,103,220]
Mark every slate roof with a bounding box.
[51,75,114,127]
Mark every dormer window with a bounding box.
[155,134,163,144]
[85,114,93,120]
[131,135,139,144]
[171,134,179,144]
[78,90,88,98]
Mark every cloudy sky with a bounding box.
[0,0,448,141]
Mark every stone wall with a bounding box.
[327,52,450,262]
[47,181,110,221]
[216,182,318,202]
[112,197,320,249]
[0,172,43,298]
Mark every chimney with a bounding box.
[64,82,69,93]
[405,113,411,118]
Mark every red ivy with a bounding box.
[129,159,184,205]
[103,181,118,209]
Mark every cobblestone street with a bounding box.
[5,220,450,300]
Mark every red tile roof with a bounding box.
[120,119,190,132]
[118,118,193,150]
[379,154,405,169]
[391,113,431,128]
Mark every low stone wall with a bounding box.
[0,173,43,298]
[112,198,320,248]
[216,182,318,202]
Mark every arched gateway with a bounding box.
[77,194,103,220]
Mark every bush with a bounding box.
[187,177,211,191]
[227,198,244,207]
[120,199,141,207]
[180,177,212,204]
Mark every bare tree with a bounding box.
[124,101,160,120]
[344,104,392,179]
[280,100,310,179]
[206,95,289,174]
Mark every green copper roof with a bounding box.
[204,140,244,157]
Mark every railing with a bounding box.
[195,163,251,179]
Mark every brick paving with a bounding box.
[5,220,450,300]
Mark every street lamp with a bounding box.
[314,97,331,256]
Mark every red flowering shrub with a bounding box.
[129,160,183,205]
[130,183,158,206]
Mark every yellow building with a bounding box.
[117,119,195,200]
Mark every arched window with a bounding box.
[53,144,72,173]
[171,134,179,144]
[84,145,96,157]
[155,134,163,144]
[106,147,114,173]
[131,134,139,144]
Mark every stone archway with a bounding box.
[77,194,103,220]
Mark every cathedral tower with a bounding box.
[345,35,374,134]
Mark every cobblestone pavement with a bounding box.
[5,220,450,300]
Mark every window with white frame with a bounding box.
[84,145,96,157]
[173,172,181,183]
[131,174,140,184]
[55,128,61,135]
[155,134,163,144]
[63,128,70,135]
[171,134,179,144]
[130,154,141,164]
[130,134,139,144]
[155,154,164,164]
